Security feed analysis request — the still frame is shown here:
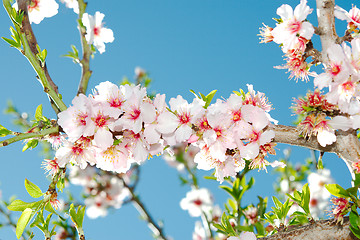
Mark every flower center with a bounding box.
[77,113,88,126]
[28,0,40,11]
[330,63,341,76]
[179,113,190,125]
[341,80,355,92]
[94,26,100,36]
[95,114,108,127]
[232,110,241,122]
[287,19,301,34]
[129,108,141,121]
[72,146,83,155]
[109,98,123,108]
[193,199,202,206]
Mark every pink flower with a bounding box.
[331,197,351,224]
[271,0,314,52]
[95,141,132,173]
[58,94,92,142]
[55,137,96,169]
[115,85,156,134]
[157,96,205,144]
[335,5,360,29]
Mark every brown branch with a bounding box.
[270,124,360,172]
[315,0,337,64]
[13,0,67,113]
[260,217,357,240]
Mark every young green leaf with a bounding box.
[325,184,350,198]
[35,104,43,121]
[16,208,32,239]
[7,199,42,212]
[22,139,39,152]
[25,179,43,198]
[0,124,13,137]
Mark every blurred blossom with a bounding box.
[192,221,206,240]
[180,188,213,217]
[163,143,198,171]
[308,169,334,218]
[60,0,79,14]
[69,165,130,218]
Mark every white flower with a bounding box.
[271,0,314,52]
[180,188,213,217]
[192,221,206,240]
[60,0,79,14]
[308,169,334,219]
[82,12,114,54]
[13,0,59,24]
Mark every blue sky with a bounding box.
[0,0,355,239]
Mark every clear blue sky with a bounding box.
[0,0,355,239]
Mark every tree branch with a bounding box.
[76,0,93,96]
[270,124,360,174]
[316,0,338,61]
[3,0,67,113]
[119,175,168,240]
[260,217,357,240]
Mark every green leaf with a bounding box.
[204,90,217,109]
[350,210,360,229]
[16,208,32,239]
[35,104,43,121]
[189,89,200,99]
[2,37,19,48]
[325,184,350,198]
[350,225,360,239]
[300,183,310,214]
[7,200,41,212]
[22,139,39,152]
[0,124,12,137]
[220,185,235,199]
[25,179,43,198]
[354,173,360,187]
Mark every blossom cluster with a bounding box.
[55,81,280,182]
[68,165,130,219]
[260,0,315,81]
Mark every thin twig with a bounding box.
[0,125,59,147]
[119,175,168,240]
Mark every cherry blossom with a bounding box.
[308,169,334,219]
[180,188,213,217]
[69,166,130,219]
[157,95,205,144]
[14,0,59,24]
[58,94,92,142]
[331,197,351,224]
[82,12,114,54]
[60,0,79,14]
[335,5,360,29]
[271,0,314,53]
